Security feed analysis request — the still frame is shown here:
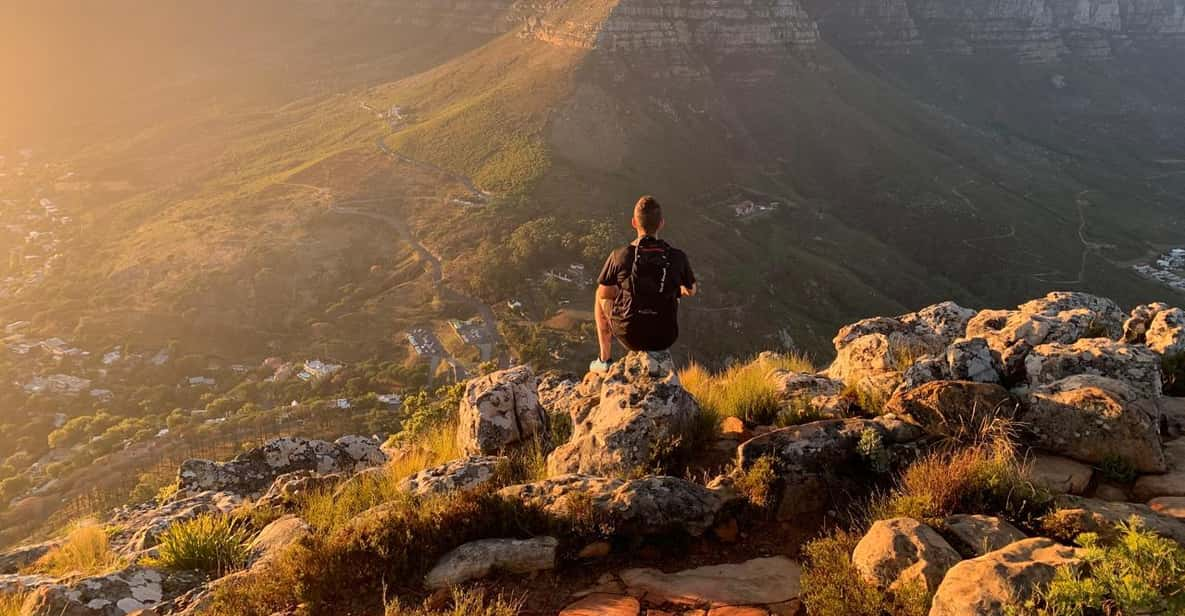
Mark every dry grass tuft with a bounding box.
[386,587,524,616]
[0,590,29,616]
[24,520,123,578]
[680,352,815,425]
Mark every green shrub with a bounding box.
[146,514,253,575]
[1022,517,1185,615]
[801,529,884,616]
[858,428,890,474]
[1097,454,1138,484]
[735,456,778,509]
[386,587,524,616]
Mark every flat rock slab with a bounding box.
[424,536,557,589]
[560,593,641,616]
[1150,497,1185,520]
[620,557,801,607]
[943,514,1027,556]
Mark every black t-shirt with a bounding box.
[597,239,695,351]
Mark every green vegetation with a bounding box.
[858,428,891,475]
[800,529,884,616]
[146,514,253,575]
[386,587,524,616]
[25,520,122,578]
[1097,454,1139,484]
[735,455,778,509]
[679,352,814,425]
[1018,518,1185,615]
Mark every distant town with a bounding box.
[1133,247,1185,292]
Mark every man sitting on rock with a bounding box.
[590,195,697,373]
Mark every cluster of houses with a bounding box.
[1133,247,1185,292]
[544,263,590,285]
[407,327,442,356]
[263,358,344,383]
[448,318,491,346]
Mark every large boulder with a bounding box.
[498,474,726,537]
[895,356,951,395]
[1024,452,1093,495]
[883,380,1018,440]
[1024,338,1163,399]
[942,514,1027,556]
[1044,495,1185,544]
[424,536,557,589]
[1017,292,1125,336]
[929,538,1082,616]
[1146,307,1185,357]
[768,369,844,402]
[851,517,961,593]
[21,566,205,616]
[1132,438,1185,502]
[1020,375,1166,473]
[828,332,934,385]
[457,365,551,456]
[399,455,508,497]
[547,352,699,476]
[177,436,386,497]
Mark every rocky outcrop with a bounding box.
[737,417,922,474]
[424,536,557,589]
[596,0,821,55]
[1045,495,1185,543]
[177,436,386,498]
[498,474,727,537]
[547,352,700,476]
[943,514,1028,555]
[947,337,1003,383]
[457,365,551,456]
[929,538,1081,616]
[827,301,974,384]
[399,455,508,497]
[883,380,1019,439]
[1123,302,1172,343]
[1024,338,1164,398]
[1119,0,1185,49]
[801,0,924,53]
[1020,375,1166,472]
[21,567,205,616]
[0,540,58,574]
[1146,307,1185,356]
[965,292,1122,363]
[851,517,961,592]
[257,470,343,509]
[111,491,244,556]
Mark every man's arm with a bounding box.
[594,284,618,362]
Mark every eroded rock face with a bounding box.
[907,0,1069,63]
[1024,338,1164,398]
[965,292,1123,361]
[596,0,821,56]
[883,380,1018,439]
[801,0,923,53]
[547,352,699,476]
[1020,375,1165,472]
[828,302,974,384]
[851,517,961,592]
[1124,302,1173,343]
[947,337,1002,383]
[930,538,1081,616]
[895,355,950,394]
[1146,307,1185,357]
[22,566,204,616]
[399,456,508,497]
[424,536,557,589]
[177,436,386,497]
[943,514,1027,556]
[457,365,552,456]
[768,369,844,402]
[498,474,726,537]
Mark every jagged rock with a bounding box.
[882,380,1018,439]
[547,352,699,476]
[894,355,950,394]
[498,474,725,537]
[1020,375,1165,472]
[619,556,802,607]
[1024,452,1093,495]
[424,536,557,589]
[457,365,551,456]
[536,371,585,419]
[399,456,508,497]
[1045,495,1185,544]
[851,517,961,592]
[257,470,343,509]
[1150,497,1185,520]
[1146,307,1185,356]
[1124,302,1173,343]
[0,539,59,574]
[1132,438,1185,501]
[1024,338,1163,398]
[22,566,205,616]
[111,491,244,555]
[929,539,1081,616]
[966,293,1123,360]
[1018,292,1126,334]
[946,337,1002,383]
[943,514,1027,556]
[177,436,386,497]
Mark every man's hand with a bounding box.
[680,283,698,298]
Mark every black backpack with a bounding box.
[622,237,676,318]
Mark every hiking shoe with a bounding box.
[589,358,611,374]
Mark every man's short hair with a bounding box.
[634,195,663,234]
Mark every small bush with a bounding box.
[1023,517,1185,615]
[735,456,778,509]
[386,587,524,616]
[857,428,890,474]
[146,514,253,575]
[26,520,123,578]
[842,381,891,416]
[868,438,1049,525]
[801,529,884,616]
[1097,454,1138,484]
